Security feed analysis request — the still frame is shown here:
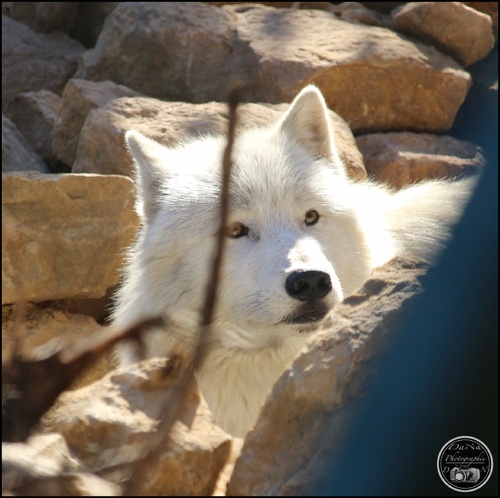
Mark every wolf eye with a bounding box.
[225,221,248,238]
[304,209,320,226]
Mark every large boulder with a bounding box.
[72,96,367,180]
[75,2,472,132]
[2,172,139,304]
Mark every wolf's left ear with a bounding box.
[279,85,344,175]
[125,130,170,222]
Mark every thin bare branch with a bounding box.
[124,90,240,494]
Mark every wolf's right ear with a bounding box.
[125,130,169,222]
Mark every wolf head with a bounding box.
[115,85,475,436]
[119,86,390,351]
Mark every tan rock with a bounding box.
[2,172,139,304]
[208,2,337,10]
[227,256,428,495]
[330,1,392,27]
[3,433,77,487]
[74,2,470,132]
[393,2,495,67]
[356,132,485,189]
[17,473,121,496]
[2,114,49,173]
[213,438,244,496]
[74,2,237,103]
[40,293,114,326]
[52,79,140,168]
[2,433,119,495]
[127,396,233,496]
[41,357,232,495]
[73,96,366,180]
[2,15,84,110]
[41,358,182,470]
[5,90,61,165]
[229,3,471,132]
[463,2,498,28]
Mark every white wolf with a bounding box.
[112,86,475,437]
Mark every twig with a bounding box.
[124,89,240,494]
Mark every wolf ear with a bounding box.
[279,85,344,175]
[125,130,169,222]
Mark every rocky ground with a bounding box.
[2,2,497,495]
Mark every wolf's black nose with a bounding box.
[286,270,332,302]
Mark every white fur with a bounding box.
[112,86,476,436]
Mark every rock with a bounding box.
[393,2,495,67]
[464,2,498,30]
[330,1,392,27]
[74,2,470,132]
[40,357,232,495]
[41,357,188,471]
[213,438,244,496]
[17,472,120,496]
[2,302,111,388]
[209,2,337,10]
[2,434,119,495]
[3,433,75,485]
[72,96,367,180]
[2,15,84,110]
[42,293,114,324]
[52,79,140,168]
[3,433,80,483]
[4,90,61,166]
[74,2,238,103]
[2,114,49,173]
[2,172,139,304]
[229,3,470,132]
[356,132,485,188]
[227,256,429,495]
[126,396,233,496]
[2,2,79,34]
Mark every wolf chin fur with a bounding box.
[112,85,476,437]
